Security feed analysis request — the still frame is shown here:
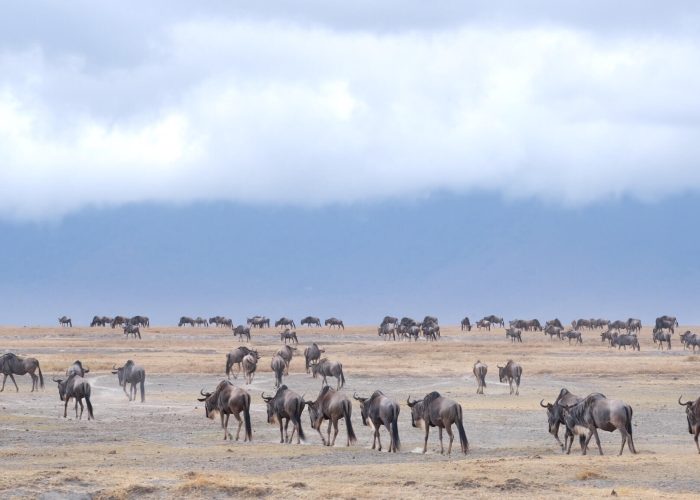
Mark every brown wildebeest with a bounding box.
[305,385,357,447]
[678,395,700,453]
[505,328,522,343]
[561,393,637,455]
[225,347,259,379]
[58,316,72,327]
[111,360,146,402]
[540,388,586,452]
[270,355,287,388]
[304,343,325,373]
[275,345,296,375]
[280,329,298,344]
[460,317,471,331]
[198,381,252,441]
[261,385,306,444]
[53,374,94,420]
[498,360,522,396]
[178,316,195,327]
[473,360,487,395]
[407,391,468,455]
[0,353,44,392]
[241,353,258,384]
[354,390,401,452]
[312,358,345,389]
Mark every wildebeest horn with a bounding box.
[353,392,363,401]
[261,392,272,402]
[406,396,415,407]
[200,388,208,397]
[497,365,502,369]
[112,364,117,370]
[540,399,549,408]
[679,395,692,406]
[52,377,61,383]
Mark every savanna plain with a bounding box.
[1,324,699,499]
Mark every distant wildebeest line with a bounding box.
[0,353,44,392]
[91,315,112,327]
[178,316,195,327]
[198,381,252,442]
[247,316,270,328]
[58,316,72,327]
[112,360,146,402]
[407,391,468,455]
[354,390,401,452]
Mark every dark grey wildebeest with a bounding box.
[678,395,700,453]
[312,358,345,389]
[505,328,522,343]
[498,360,522,396]
[111,315,128,328]
[381,316,398,327]
[0,353,44,392]
[280,329,298,344]
[407,391,469,455]
[561,393,637,455]
[378,323,397,341]
[546,318,563,329]
[484,315,504,327]
[655,315,677,333]
[198,381,252,442]
[123,324,141,339]
[241,353,258,384]
[225,347,259,379]
[129,315,149,327]
[572,319,592,330]
[232,324,251,342]
[540,388,586,452]
[544,324,563,340]
[610,333,639,351]
[270,355,287,388]
[627,318,642,334]
[652,329,673,350]
[324,317,344,329]
[460,317,471,331]
[178,316,195,327]
[304,343,325,373]
[301,316,321,327]
[261,385,306,444]
[66,360,89,377]
[247,316,269,328]
[111,360,146,402]
[195,317,208,327]
[354,390,401,452]
[305,385,357,447]
[473,360,487,395]
[607,320,628,333]
[400,317,418,327]
[275,317,296,329]
[683,333,700,352]
[58,316,72,327]
[477,319,491,331]
[90,315,108,327]
[561,330,583,345]
[276,345,297,375]
[53,373,94,420]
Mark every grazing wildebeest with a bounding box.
[505,328,522,343]
[473,360,487,395]
[421,322,440,340]
[324,317,344,329]
[407,392,468,455]
[540,388,586,452]
[607,320,628,333]
[378,323,397,341]
[301,316,321,327]
[422,315,439,326]
[354,390,401,452]
[627,318,642,334]
[210,316,224,327]
[544,324,563,340]
[461,317,472,331]
[304,343,325,373]
[312,358,345,389]
[484,315,504,327]
[195,316,208,327]
[178,316,195,327]
[280,329,298,344]
[198,381,252,442]
[592,318,608,329]
[58,316,72,327]
[261,385,306,444]
[129,315,149,327]
[0,353,44,392]
[572,319,592,330]
[561,393,637,455]
[232,324,251,342]
[305,386,357,447]
[270,355,287,388]
[111,315,128,328]
[275,345,296,375]
[225,347,259,379]
[610,333,639,351]
[477,319,491,331]
[655,315,677,333]
[601,330,614,345]
[275,317,296,329]
[220,317,233,328]
[111,360,146,402]
[241,353,258,384]
[90,315,108,327]
[407,325,421,341]
[498,360,522,396]
[53,374,94,420]
[652,329,673,350]
[682,332,700,352]
[123,324,141,339]
[546,318,563,329]
[66,360,89,377]
[561,330,583,345]
[381,316,398,327]
[678,395,700,453]
[247,316,270,328]
[400,317,418,327]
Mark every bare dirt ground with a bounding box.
[1,324,699,499]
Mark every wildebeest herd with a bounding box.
[3,312,700,456]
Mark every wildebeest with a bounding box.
[90,315,110,327]
[275,317,296,329]
[484,315,504,327]
[610,332,639,351]
[275,345,297,375]
[627,318,642,333]
[304,343,325,373]
[473,360,487,395]
[261,385,306,444]
[225,347,259,379]
[232,324,251,342]
[354,390,401,452]
[123,324,141,339]
[572,319,592,330]
[544,324,563,340]
[421,323,440,340]
[561,330,583,345]
[178,316,195,327]
[301,316,321,327]
[652,329,673,350]
[111,315,128,328]
[312,358,345,389]
[498,360,522,396]
[592,318,608,329]
[270,355,287,388]
[381,316,398,327]
[546,318,563,329]
[0,353,44,392]
[66,360,89,377]
[682,332,700,352]
[561,393,637,455]
[477,319,491,331]
[378,323,397,341]
[111,360,146,402]
[58,316,72,327]
[607,320,628,333]
[655,315,677,333]
[198,381,252,442]
[247,316,270,328]
[305,385,356,446]
[53,373,94,420]
[194,316,208,327]
[422,315,439,327]
[210,316,225,327]
[241,353,258,384]
[280,329,298,344]
[505,328,522,343]
[407,325,421,341]
[407,391,468,455]
[678,395,700,453]
[129,315,149,327]
[324,317,344,329]
[460,317,472,331]
[400,317,418,327]
[540,388,586,452]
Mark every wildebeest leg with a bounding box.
[9,373,19,392]
[64,397,69,418]
[618,429,628,455]
[589,427,604,455]
[284,419,291,443]
[314,420,327,445]
[221,413,231,440]
[438,427,444,454]
[330,417,340,446]
[233,413,243,441]
[445,424,455,455]
[30,372,37,392]
[77,398,84,420]
[375,427,382,451]
[279,418,285,443]
[516,379,520,396]
[326,419,332,446]
[694,428,699,453]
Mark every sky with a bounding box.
[0,2,699,325]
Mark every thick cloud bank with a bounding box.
[1,4,700,219]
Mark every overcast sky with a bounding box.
[0,2,698,325]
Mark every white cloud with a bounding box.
[1,18,700,220]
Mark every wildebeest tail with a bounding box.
[297,398,306,441]
[344,400,357,444]
[140,377,146,403]
[391,406,401,452]
[243,393,253,441]
[225,355,235,379]
[625,405,633,436]
[339,364,345,389]
[38,362,44,389]
[456,405,469,453]
[85,385,94,419]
